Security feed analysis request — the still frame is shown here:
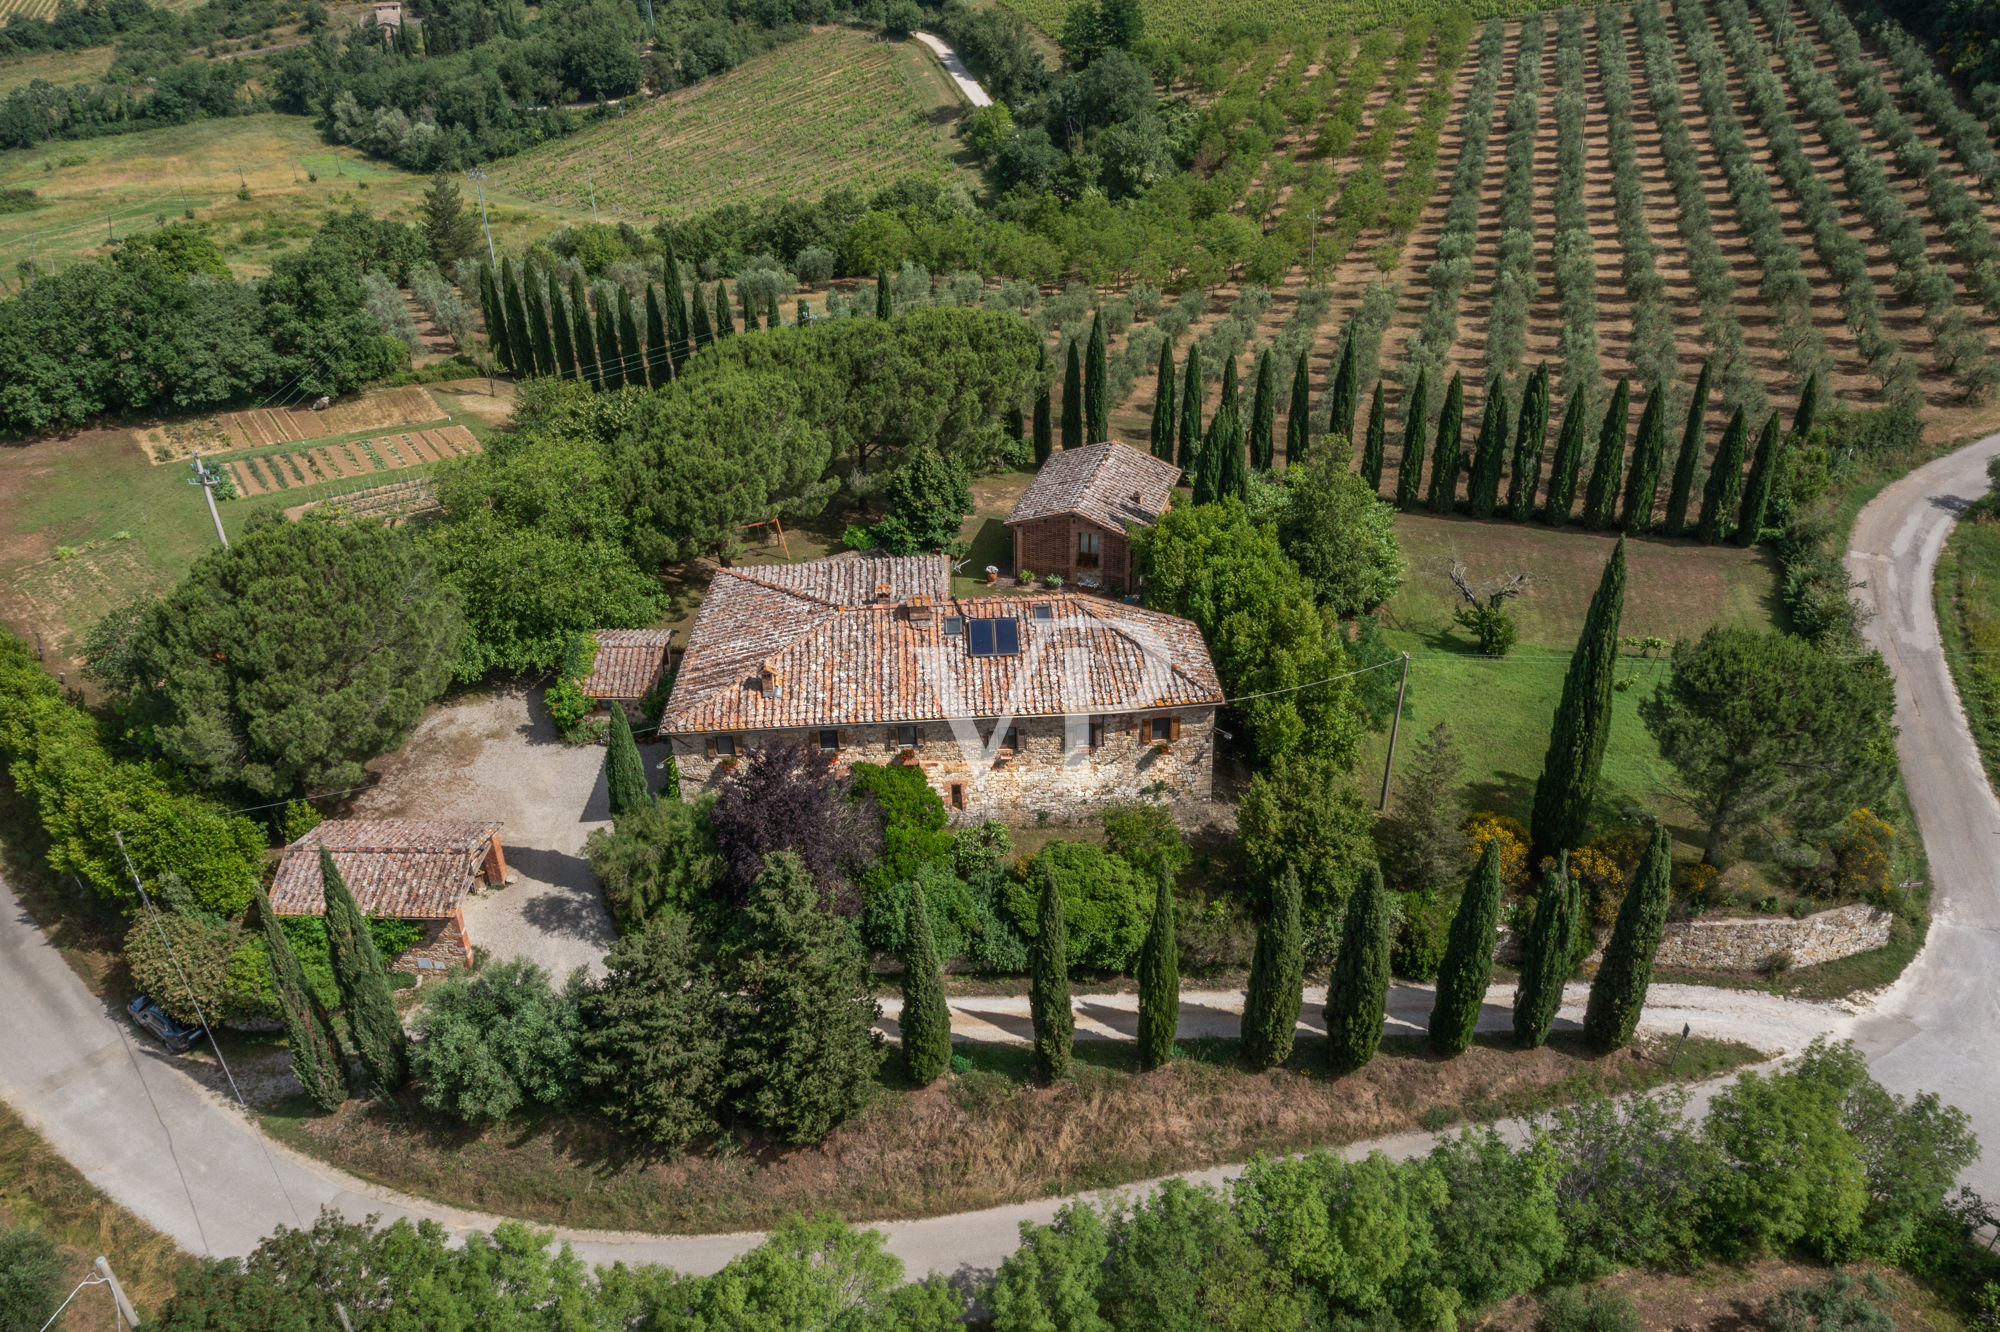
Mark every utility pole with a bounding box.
[468,169,496,267]
[189,454,228,548]
[586,167,598,223]
[1376,652,1410,811]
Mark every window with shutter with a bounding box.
[1168,716,1183,742]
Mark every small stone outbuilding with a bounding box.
[659,553,1222,823]
[268,820,507,973]
[578,628,675,721]
[1006,440,1180,593]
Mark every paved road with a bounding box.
[1,437,1994,1281]
[914,32,993,108]
[1845,434,2000,1195]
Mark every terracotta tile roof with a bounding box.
[1006,441,1181,532]
[661,554,1221,734]
[579,629,674,701]
[268,820,500,919]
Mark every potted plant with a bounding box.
[1045,573,1065,591]
[1017,568,1036,587]
[985,565,999,585]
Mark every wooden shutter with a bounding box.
[704,737,717,759]
[1168,716,1182,743]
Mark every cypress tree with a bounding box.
[645,285,670,384]
[525,280,557,380]
[1511,852,1579,1049]
[1509,360,1551,519]
[740,281,757,331]
[1029,866,1073,1082]
[605,707,651,819]
[501,261,534,377]
[876,269,892,320]
[1583,822,1672,1053]
[1151,341,1177,462]
[1325,862,1392,1072]
[688,282,713,358]
[257,885,349,1113]
[571,276,599,385]
[714,282,734,337]
[1793,369,1819,440]
[661,245,692,367]
[1136,870,1179,1070]
[1287,346,1312,468]
[1426,370,1464,513]
[1428,841,1504,1057]
[318,847,408,1093]
[480,265,513,376]
[1467,374,1510,518]
[1529,538,1627,863]
[1248,348,1277,470]
[1084,311,1109,443]
[1735,410,1782,546]
[766,288,780,328]
[1395,367,1430,510]
[1327,336,1358,454]
[1582,376,1631,531]
[1033,344,1053,465]
[1061,338,1084,452]
[1663,355,1712,536]
[1697,406,1748,543]
[1219,351,1239,419]
[1241,864,1304,1071]
[1007,403,1025,446]
[1178,344,1204,471]
[596,295,623,389]
[1620,382,1667,531]
[900,890,952,1085]
[1360,379,1387,492]
[618,286,644,388]
[1545,382,1590,525]
[547,274,577,379]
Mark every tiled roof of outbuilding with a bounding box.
[660,553,1221,734]
[579,629,674,701]
[1006,441,1181,532]
[268,820,500,919]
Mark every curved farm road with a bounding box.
[913,32,992,108]
[0,437,1994,1281]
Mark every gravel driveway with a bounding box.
[351,684,665,979]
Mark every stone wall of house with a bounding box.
[390,916,471,975]
[670,708,1215,824]
[1648,903,1892,971]
[1011,516,1134,591]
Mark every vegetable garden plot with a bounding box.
[224,426,479,498]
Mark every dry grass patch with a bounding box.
[1471,1259,1958,1332]
[265,1030,1757,1236]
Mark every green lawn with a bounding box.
[1359,514,1783,839]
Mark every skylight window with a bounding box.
[1032,604,1054,622]
[966,618,1021,657]
[943,617,963,637]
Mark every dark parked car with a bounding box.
[127,995,203,1054]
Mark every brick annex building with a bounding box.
[1006,440,1179,591]
[659,554,1222,821]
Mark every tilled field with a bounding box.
[224,424,480,498]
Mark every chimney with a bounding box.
[904,594,933,624]
[758,660,784,697]
[874,582,893,605]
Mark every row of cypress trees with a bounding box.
[478,243,796,392]
[1377,360,1820,545]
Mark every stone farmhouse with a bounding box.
[659,553,1223,821]
[268,820,508,973]
[1006,440,1180,592]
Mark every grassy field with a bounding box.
[0,384,504,682]
[492,27,975,220]
[0,44,114,93]
[0,114,586,279]
[1935,506,2000,786]
[1359,514,1782,844]
[0,1100,190,1328]
[266,1028,1757,1236]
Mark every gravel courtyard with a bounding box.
[351,684,667,979]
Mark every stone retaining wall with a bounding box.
[1650,903,1892,971]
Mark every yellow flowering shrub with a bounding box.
[1462,812,1530,892]
[1826,808,1895,902]
[1570,844,1626,928]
